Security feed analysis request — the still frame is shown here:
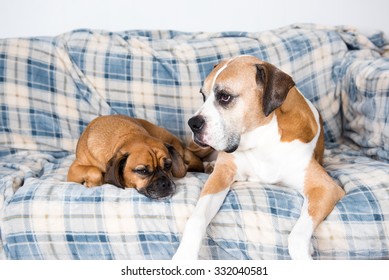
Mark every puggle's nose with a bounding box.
[143,177,175,199]
[188,115,205,133]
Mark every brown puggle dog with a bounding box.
[67,115,204,199]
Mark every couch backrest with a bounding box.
[0,25,349,156]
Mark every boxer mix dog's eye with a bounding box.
[215,89,234,107]
[219,93,231,103]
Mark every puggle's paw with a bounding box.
[203,161,215,174]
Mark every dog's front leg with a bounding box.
[288,158,345,260]
[67,160,103,187]
[173,152,236,260]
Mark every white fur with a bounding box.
[172,188,230,260]
[194,91,228,151]
[288,197,314,260]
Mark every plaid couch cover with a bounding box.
[0,24,388,259]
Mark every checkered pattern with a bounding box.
[337,51,389,162]
[1,24,389,259]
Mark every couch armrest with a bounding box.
[338,50,389,162]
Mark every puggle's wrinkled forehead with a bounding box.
[125,142,170,171]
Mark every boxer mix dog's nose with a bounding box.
[188,116,205,133]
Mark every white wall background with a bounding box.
[0,0,388,38]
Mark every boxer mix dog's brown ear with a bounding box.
[256,63,295,117]
[165,144,186,178]
[104,153,129,189]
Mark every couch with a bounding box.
[0,24,388,260]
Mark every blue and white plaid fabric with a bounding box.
[337,50,389,162]
[1,24,388,259]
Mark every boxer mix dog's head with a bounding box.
[188,55,295,152]
[104,140,186,199]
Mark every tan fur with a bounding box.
[304,158,345,226]
[186,140,215,160]
[200,152,236,196]
[314,115,325,164]
[275,86,325,163]
[275,87,318,143]
[68,115,204,195]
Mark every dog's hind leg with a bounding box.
[288,158,345,260]
[172,152,236,260]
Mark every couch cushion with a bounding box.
[1,145,388,259]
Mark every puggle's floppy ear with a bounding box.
[165,144,186,178]
[104,153,129,189]
[256,63,295,117]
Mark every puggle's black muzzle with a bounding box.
[138,173,176,200]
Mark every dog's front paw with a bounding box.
[288,234,313,260]
[203,161,216,174]
[172,238,199,261]
[172,249,199,260]
[83,167,104,187]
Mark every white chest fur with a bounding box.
[233,114,319,191]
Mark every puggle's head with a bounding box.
[104,140,186,200]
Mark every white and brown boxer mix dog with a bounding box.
[173,55,345,260]
[67,115,204,199]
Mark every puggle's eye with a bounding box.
[133,167,151,176]
[164,159,172,170]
